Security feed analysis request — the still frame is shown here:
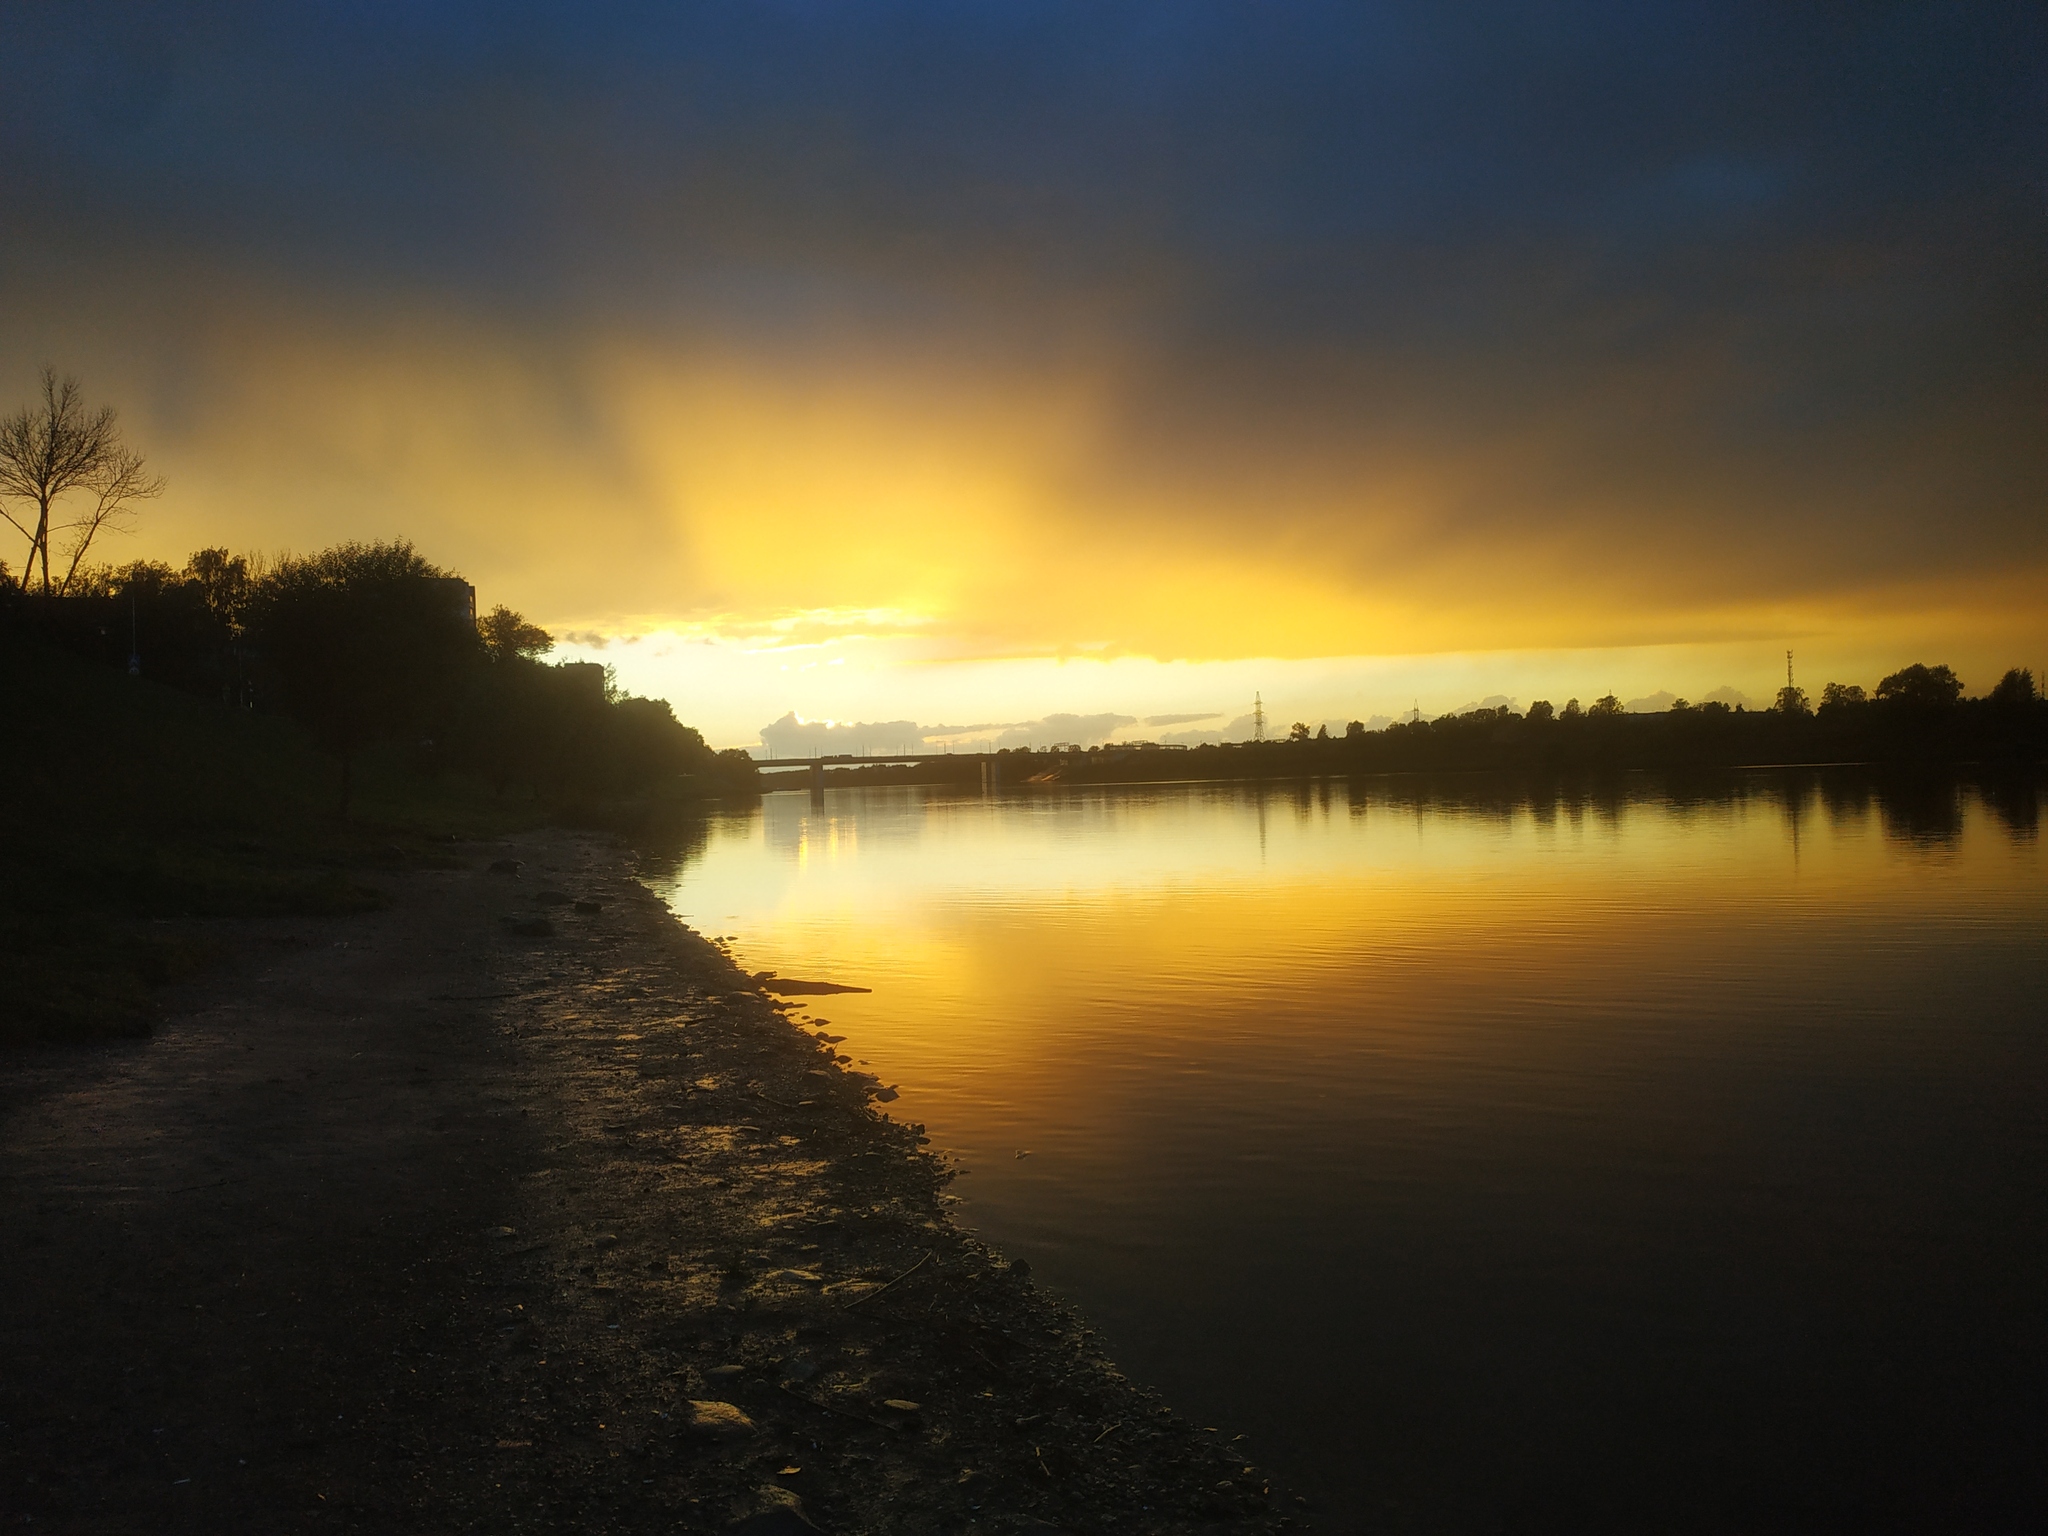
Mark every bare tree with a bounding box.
[0,368,165,595]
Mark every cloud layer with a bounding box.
[2,3,2042,705]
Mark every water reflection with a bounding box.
[637,770,2041,882]
[642,770,2045,1531]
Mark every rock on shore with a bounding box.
[0,829,1294,1534]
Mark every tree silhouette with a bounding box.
[1987,668,2037,706]
[0,368,164,595]
[479,605,554,663]
[246,541,478,819]
[183,548,257,630]
[1774,684,1811,716]
[1876,663,1962,707]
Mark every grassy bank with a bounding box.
[2,635,715,1044]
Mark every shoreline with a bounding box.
[0,828,1292,1535]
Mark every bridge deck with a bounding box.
[754,753,989,769]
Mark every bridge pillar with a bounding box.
[810,760,825,802]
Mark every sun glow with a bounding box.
[31,279,2041,747]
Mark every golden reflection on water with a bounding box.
[649,777,2042,1154]
[645,774,2046,1526]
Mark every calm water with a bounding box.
[643,773,2046,1533]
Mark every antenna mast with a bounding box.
[1252,692,1266,742]
[1787,649,1794,691]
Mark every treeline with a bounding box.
[1009,664,2046,783]
[2,541,757,815]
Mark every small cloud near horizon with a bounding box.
[1436,695,1520,719]
[756,709,1140,756]
[1626,686,1766,712]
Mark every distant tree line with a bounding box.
[1341,666,2039,772]
[982,666,2043,784]
[759,662,2042,797]
[2,540,758,817]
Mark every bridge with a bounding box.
[754,751,1006,794]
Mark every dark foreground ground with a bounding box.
[0,829,1290,1535]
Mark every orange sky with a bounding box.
[3,8,2041,745]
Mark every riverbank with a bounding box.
[0,828,1292,1535]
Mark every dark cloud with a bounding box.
[3,2,2042,620]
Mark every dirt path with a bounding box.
[0,830,1292,1535]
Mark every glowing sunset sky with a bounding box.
[2,4,2041,745]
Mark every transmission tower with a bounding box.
[1252,692,1266,742]
[1787,649,1795,691]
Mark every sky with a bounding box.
[2,2,2042,748]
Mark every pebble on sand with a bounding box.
[683,1400,755,1438]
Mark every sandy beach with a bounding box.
[0,828,1290,1535]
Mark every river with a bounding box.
[642,771,2045,1532]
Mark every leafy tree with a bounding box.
[0,368,164,595]
[246,541,479,818]
[75,559,178,599]
[479,604,554,663]
[1344,719,1366,738]
[459,606,564,794]
[1668,698,1693,712]
[1875,663,1962,707]
[1526,700,1554,722]
[1773,684,1811,716]
[1561,698,1583,720]
[1314,723,1330,740]
[1288,720,1311,741]
[711,746,762,792]
[1987,668,2037,706]
[1589,694,1623,718]
[183,548,257,629]
[600,695,713,788]
[1819,682,1866,709]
